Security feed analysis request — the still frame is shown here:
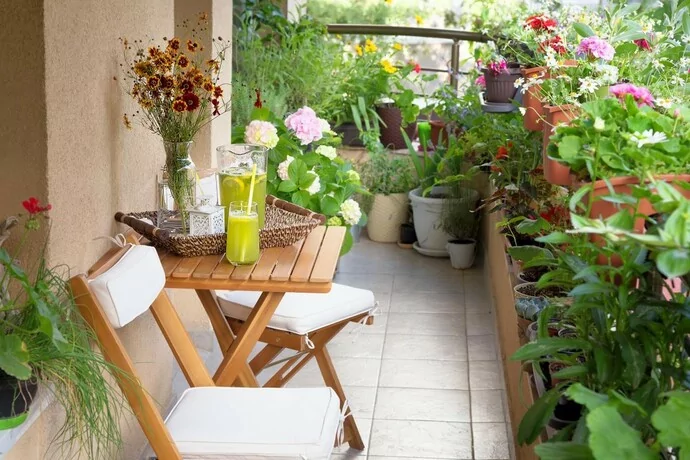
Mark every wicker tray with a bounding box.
[115,196,325,257]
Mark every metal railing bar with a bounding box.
[326,24,490,43]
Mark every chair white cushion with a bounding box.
[216,284,376,335]
[88,245,165,329]
[165,387,340,459]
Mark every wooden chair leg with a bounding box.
[314,346,365,450]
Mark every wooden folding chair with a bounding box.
[71,246,341,460]
[214,285,378,451]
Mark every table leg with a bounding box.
[213,291,285,387]
[195,289,260,387]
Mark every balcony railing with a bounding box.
[326,24,491,91]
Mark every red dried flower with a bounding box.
[177,55,189,68]
[22,197,52,215]
[213,86,223,98]
[172,98,187,112]
[254,89,262,108]
[182,92,200,111]
[524,14,558,32]
[211,98,221,116]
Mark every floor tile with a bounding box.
[374,387,471,422]
[344,313,388,335]
[369,419,473,458]
[466,311,497,336]
[390,290,464,314]
[468,335,498,361]
[329,333,385,359]
[383,334,467,361]
[379,359,469,390]
[333,418,372,456]
[387,313,465,336]
[473,423,511,459]
[335,273,395,293]
[285,357,381,388]
[343,385,378,419]
[469,361,504,390]
[471,390,506,422]
[393,274,464,293]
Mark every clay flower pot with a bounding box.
[483,67,521,103]
[542,104,579,186]
[376,105,417,150]
[521,66,548,132]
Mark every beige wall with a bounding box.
[2,0,231,458]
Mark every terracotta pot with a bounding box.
[521,67,549,132]
[542,104,579,186]
[429,120,448,148]
[483,68,520,103]
[376,105,417,150]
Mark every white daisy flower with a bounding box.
[578,77,600,94]
[514,77,526,89]
[630,130,667,148]
[657,98,673,109]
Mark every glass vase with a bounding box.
[157,141,196,234]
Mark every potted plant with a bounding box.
[0,199,124,456]
[441,184,480,269]
[121,23,232,233]
[482,58,521,103]
[359,149,418,243]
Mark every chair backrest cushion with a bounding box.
[88,244,165,328]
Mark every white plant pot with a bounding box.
[447,239,477,269]
[408,187,450,253]
[367,193,409,243]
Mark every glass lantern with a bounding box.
[188,196,225,236]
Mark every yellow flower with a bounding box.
[364,39,377,53]
[355,44,363,56]
[380,59,397,74]
[393,42,403,51]
[384,0,393,4]
[415,14,424,25]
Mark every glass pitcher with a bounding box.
[216,144,268,228]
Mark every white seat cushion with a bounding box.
[216,284,376,335]
[165,387,340,459]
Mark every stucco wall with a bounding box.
[2,0,230,458]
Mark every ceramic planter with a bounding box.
[542,104,579,186]
[521,66,548,132]
[447,238,476,269]
[409,187,451,253]
[376,105,417,150]
[335,122,363,147]
[367,193,410,243]
[483,67,521,103]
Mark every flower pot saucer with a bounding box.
[412,241,449,258]
[479,92,521,113]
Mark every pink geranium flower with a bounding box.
[609,83,655,107]
[487,60,508,77]
[284,106,323,145]
[475,75,486,87]
[576,36,615,61]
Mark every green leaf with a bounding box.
[619,337,645,389]
[512,338,592,361]
[566,384,608,411]
[278,180,298,193]
[557,136,582,160]
[536,232,573,245]
[516,217,551,235]
[287,158,308,184]
[535,442,594,460]
[320,195,340,216]
[0,335,32,380]
[573,22,596,37]
[518,389,562,445]
[652,392,690,453]
[340,228,353,256]
[569,282,615,297]
[551,365,588,380]
[290,190,311,208]
[298,172,316,190]
[656,249,690,278]
[507,246,553,263]
[587,406,656,460]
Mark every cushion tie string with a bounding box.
[336,399,352,447]
[92,234,128,248]
[349,302,380,342]
[305,336,316,350]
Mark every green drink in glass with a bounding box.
[218,169,267,227]
[226,201,260,266]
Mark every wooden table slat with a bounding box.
[211,256,235,279]
[161,253,184,278]
[193,254,225,279]
[172,256,204,279]
[290,226,327,282]
[310,226,346,283]
[270,239,305,282]
[230,262,256,281]
[250,247,285,281]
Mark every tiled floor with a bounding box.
[172,235,513,460]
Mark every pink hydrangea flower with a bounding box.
[609,83,655,107]
[576,36,615,61]
[284,107,323,145]
[475,75,486,87]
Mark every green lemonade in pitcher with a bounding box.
[219,168,267,228]
[226,202,260,266]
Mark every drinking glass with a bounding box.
[226,201,260,266]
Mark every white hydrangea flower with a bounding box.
[277,155,294,181]
[244,120,279,149]
[318,118,332,133]
[339,199,362,226]
[316,145,337,160]
[594,64,619,85]
[630,130,667,148]
[594,117,605,131]
[346,170,360,182]
[306,172,321,195]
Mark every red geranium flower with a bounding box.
[182,92,200,111]
[539,36,567,55]
[524,14,558,32]
[496,145,509,160]
[22,197,51,215]
[413,62,422,73]
[634,38,652,51]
